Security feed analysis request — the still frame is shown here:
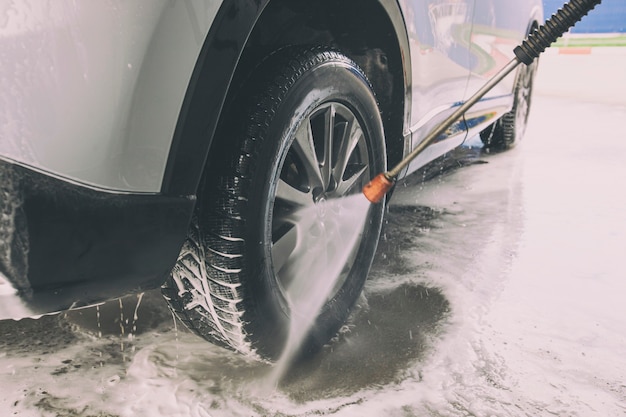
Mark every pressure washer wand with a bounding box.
[363,0,603,204]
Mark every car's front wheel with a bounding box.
[162,47,386,360]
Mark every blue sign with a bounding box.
[543,1,626,33]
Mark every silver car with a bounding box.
[0,0,542,360]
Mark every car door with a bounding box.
[462,0,543,139]
[398,0,476,175]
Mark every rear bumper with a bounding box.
[0,160,194,319]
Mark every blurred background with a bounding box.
[0,1,624,416]
[544,0,625,33]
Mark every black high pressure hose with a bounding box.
[515,0,603,65]
[363,0,604,204]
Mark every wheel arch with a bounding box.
[527,4,544,43]
[530,1,545,29]
[161,0,411,196]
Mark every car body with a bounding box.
[0,0,542,355]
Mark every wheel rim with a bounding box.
[269,102,372,310]
[514,60,536,138]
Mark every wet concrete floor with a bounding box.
[1,51,625,417]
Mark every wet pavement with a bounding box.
[1,52,625,416]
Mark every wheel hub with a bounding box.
[315,195,328,219]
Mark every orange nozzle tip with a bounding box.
[362,173,395,203]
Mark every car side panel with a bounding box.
[0,0,221,193]
[401,0,475,125]
[398,0,476,176]
[466,0,544,100]
[398,0,542,175]
[0,0,276,320]
[460,0,543,140]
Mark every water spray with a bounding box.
[363,0,603,204]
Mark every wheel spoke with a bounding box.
[273,217,323,294]
[276,179,312,207]
[335,164,368,196]
[320,104,336,190]
[292,120,324,190]
[272,224,299,275]
[332,117,362,187]
[280,217,344,296]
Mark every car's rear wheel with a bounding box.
[480,53,538,150]
[162,47,386,360]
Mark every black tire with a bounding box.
[162,47,386,360]
[480,57,538,150]
[0,167,30,295]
